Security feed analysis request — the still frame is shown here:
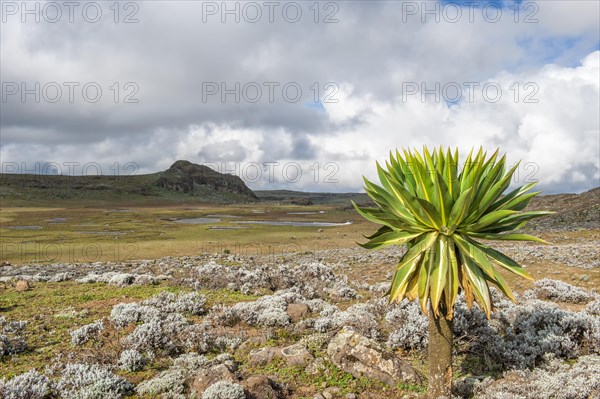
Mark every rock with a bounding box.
[191,364,236,395]
[313,394,325,399]
[215,354,238,372]
[248,347,281,366]
[237,336,267,357]
[248,344,313,368]
[242,375,280,399]
[322,386,341,399]
[305,357,328,375]
[327,327,422,386]
[15,280,30,291]
[281,343,314,367]
[1,261,10,266]
[346,394,357,399]
[286,303,309,322]
[294,387,314,398]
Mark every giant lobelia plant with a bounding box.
[353,147,551,398]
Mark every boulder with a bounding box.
[15,280,30,292]
[236,336,267,357]
[286,303,310,322]
[191,364,236,395]
[305,357,328,375]
[242,375,281,399]
[322,386,341,398]
[248,347,281,366]
[281,344,314,367]
[327,327,421,386]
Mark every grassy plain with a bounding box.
[0,203,368,265]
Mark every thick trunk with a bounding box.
[427,305,453,399]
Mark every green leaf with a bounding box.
[443,148,459,201]
[406,152,432,202]
[453,234,497,281]
[418,248,431,314]
[499,191,539,212]
[459,148,484,193]
[364,225,392,240]
[360,230,423,250]
[435,147,445,176]
[478,211,554,231]
[488,267,516,303]
[463,210,518,232]
[358,182,423,228]
[429,236,448,316]
[488,182,537,212]
[444,239,460,318]
[469,153,505,211]
[387,232,439,301]
[468,162,520,220]
[388,253,423,302]
[404,273,420,301]
[468,232,548,244]
[380,172,438,229]
[448,187,475,227]
[387,152,406,187]
[396,149,418,195]
[460,252,492,318]
[415,198,443,229]
[352,202,422,232]
[475,243,533,280]
[433,170,452,225]
[373,166,426,223]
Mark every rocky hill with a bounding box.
[0,160,258,205]
[527,187,600,231]
[156,160,257,199]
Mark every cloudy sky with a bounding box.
[1,0,599,193]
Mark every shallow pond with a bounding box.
[8,225,42,230]
[174,217,221,224]
[235,220,351,227]
[76,231,128,235]
[47,218,67,223]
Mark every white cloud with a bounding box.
[317,51,599,193]
[1,1,598,193]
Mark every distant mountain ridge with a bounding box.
[0,161,598,220]
[0,160,258,205]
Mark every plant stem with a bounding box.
[427,303,453,399]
